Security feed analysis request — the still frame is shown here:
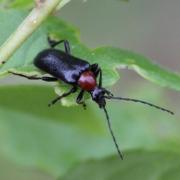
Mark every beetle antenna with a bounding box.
[104,96,174,115]
[103,107,123,160]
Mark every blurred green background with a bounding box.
[0,0,179,179]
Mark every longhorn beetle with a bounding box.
[10,37,174,159]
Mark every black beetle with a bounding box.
[11,37,174,159]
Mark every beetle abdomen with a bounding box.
[34,49,90,84]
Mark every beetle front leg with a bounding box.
[9,71,58,82]
[48,86,77,107]
[76,90,87,110]
[90,64,102,87]
[97,68,102,87]
[47,37,71,54]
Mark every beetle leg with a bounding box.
[9,71,58,82]
[97,68,102,87]
[90,64,102,87]
[48,86,77,106]
[47,37,71,54]
[76,90,87,110]
[90,63,99,74]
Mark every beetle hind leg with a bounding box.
[9,71,58,82]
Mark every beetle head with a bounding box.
[90,87,112,108]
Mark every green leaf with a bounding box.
[89,47,180,90]
[60,150,180,180]
[0,10,180,107]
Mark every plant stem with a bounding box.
[0,0,70,66]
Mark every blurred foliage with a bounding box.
[0,85,179,178]
[0,1,179,180]
[0,85,105,176]
[0,155,52,180]
[122,0,129,1]
[60,151,180,180]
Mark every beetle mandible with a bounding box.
[11,37,174,159]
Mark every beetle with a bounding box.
[10,37,174,159]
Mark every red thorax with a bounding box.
[78,71,97,91]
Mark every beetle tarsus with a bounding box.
[78,101,87,110]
